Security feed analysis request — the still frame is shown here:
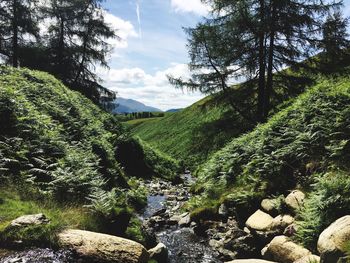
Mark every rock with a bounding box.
[246,210,273,231]
[271,215,294,231]
[293,255,320,263]
[219,203,229,217]
[285,190,305,211]
[58,229,149,263]
[168,215,181,225]
[226,260,276,263]
[148,243,168,263]
[317,215,350,263]
[151,208,167,217]
[178,214,191,227]
[262,235,311,263]
[261,199,280,216]
[10,214,50,227]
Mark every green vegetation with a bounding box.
[130,94,253,168]
[188,72,350,246]
[0,66,178,247]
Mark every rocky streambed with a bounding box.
[140,173,223,263]
[2,173,350,263]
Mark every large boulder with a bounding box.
[226,260,276,263]
[148,243,168,263]
[262,235,311,263]
[246,210,273,231]
[10,214,50,227]
[58,229,149,263]
[285,190,305,211]
[317,215,350,263]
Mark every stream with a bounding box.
[140,174,222,263]
[0,174,222,263]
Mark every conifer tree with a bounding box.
[0,0,39,67]
[172,0,341,123]
[321,11,349,59]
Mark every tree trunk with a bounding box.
[257,0,266,123]
[57,17,65,77]
[12,0,18,68]
[264,0,276,120]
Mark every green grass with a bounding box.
[187,72,350,248]
[0,187,101,247]
[130,95,253,168]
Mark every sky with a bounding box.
[98,0,350,111]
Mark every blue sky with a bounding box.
[98,0,350,111]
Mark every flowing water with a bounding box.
[141,177,222,263]
[0,249,75,263]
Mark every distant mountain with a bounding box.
[166,108,183,113]
[112,98,162,114]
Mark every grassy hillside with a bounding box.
[129,58,329,168]
[189,72,350,251]
[130,95,253,168]
[0,66,178,246]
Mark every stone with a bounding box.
[293,255,320,263]
[271,215,294,231]
[285,190,305,211]
[58,229,149,263]
[178,214,191,227]
[148,243,168,263]
[10,214,50,227]
[219,203,229,217]
[262,235,312,263]
[152,208,166,217]
[261,199,279,216]
[317,215,350,263]
[168,215,181,225]
[246,210,273,231]
[225,260,276,263]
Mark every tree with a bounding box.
[171,0,340,123]
[0,0,39,67]
[38,0,117,102]
[321,11,349,59]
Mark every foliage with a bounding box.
[191,73,350,218]
[295,171,350,251]
[0,0,39,67]
[170,0,339,122]
[0,67,180,244]
[116,136,181,180]
[321,11,350,60]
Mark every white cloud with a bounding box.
[97,63,204,110]
[102,10,138,50]
[171,0,210,15]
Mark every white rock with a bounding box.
[262,235,312,263]
[246,210,273,231]
[58,229,149,263]
[10,214,50,227]
[285,190,305,211]
[317,215,350,263]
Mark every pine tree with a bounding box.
[37,0,117,102]
[321,11,349,59]
[0,0,39,67]
[172,0,340,123]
